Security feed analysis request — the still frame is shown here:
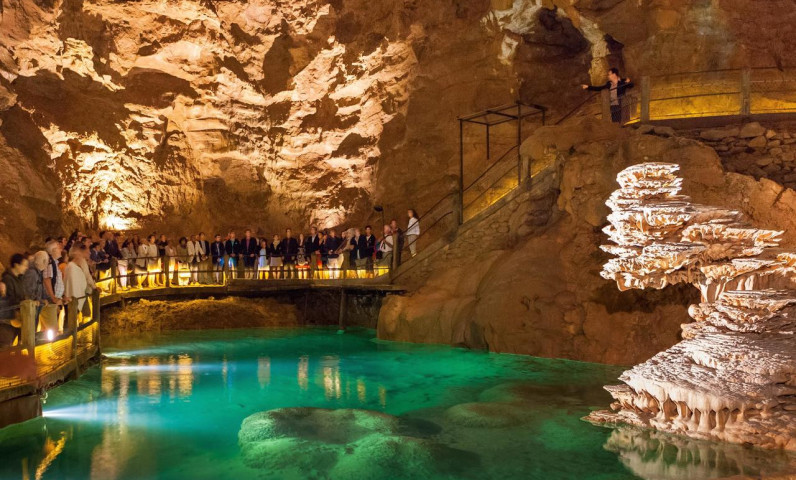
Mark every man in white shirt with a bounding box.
[42,240,66,332]
[64,244,89,316]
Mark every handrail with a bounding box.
[418,191,458,222]
[555,92,600,125]
[463,144,519,193]
[463,159,518,212]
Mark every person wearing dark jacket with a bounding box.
[304,227,321,276]
[210,234,226,284]
[240,229,259,279]
[324,230,344,279]
[582,68,634,123]
[225,232,242,280]
[103,231,122,259]
[1,254,28,311]
[280,229,300,279]
[267,235,283,279]
[358,226,376,274]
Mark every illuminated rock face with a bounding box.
[589,162,796,451]
[0,0,600,255]
[2,0,793,259]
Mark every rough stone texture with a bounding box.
[0,0,601,262]
[2,0,796,264]
[380,119,796,365]
[101,296,298,333]
[587,162,796,451]
[681,121,796,191]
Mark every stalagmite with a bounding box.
[587,162,796,451]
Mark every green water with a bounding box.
[0,328,792,480]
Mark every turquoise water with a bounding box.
[0,328,792,480]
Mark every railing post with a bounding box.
[741,68,751,116]
[18,300,37,354]
[600,89,612,122]
[110,258,118,295]
[640,76,651,123]
[91,289,100,325]
[391,232,400,273]
[164,255,171,288]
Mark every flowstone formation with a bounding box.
[587,162,796,451]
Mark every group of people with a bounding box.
[0,210,421,346]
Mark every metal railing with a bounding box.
[93,252,394,295]
[0,292,100,395]
[565,67,796,126]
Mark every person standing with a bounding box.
[210,234,226,284]
[348,228,362,277]
[241,229,259,279]
[175,237,189,286]
[324,229,344,279]
[2,254,28,308]
[378,225,394,272]
[188,234,202,285]
[42,240,66,332]
[582,68,634,124]
[268,234,283,279]
[90,242,110,292]
[225,231,241,280]
[258,239,269,279]
[389,219,404,267]
[119,240,135,289]
[198,233,211,284]
[296,233,309,279]
[64,244,90,319]
[280,229,300,279]
[304,227,321,278]
[405,209,420,258]
[23,251,48,331]
[359,225,376,275]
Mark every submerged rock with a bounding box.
[238,407,473,478]
[443,402,530,428]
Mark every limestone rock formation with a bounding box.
[0,0,602,261]
[2,0,795,263]
[380,119,796,364]
[101,297,298,333]
[238,407,469,479]
[587,162,796,451]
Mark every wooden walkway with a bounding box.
[99,278,404,307]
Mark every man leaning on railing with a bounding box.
[582,67,634,123]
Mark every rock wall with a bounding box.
[2,0,795,263]
[683,121,796,189]
[379,119,796,365]
[101,291,382,334]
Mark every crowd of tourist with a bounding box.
[0,210,421,347]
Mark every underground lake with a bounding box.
[0,328,792,480]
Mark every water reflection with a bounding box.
[12,331,794,480]
[605,425,796,480]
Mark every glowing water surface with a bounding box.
[0,328,793,480]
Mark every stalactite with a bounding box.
[587,162,796,452]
